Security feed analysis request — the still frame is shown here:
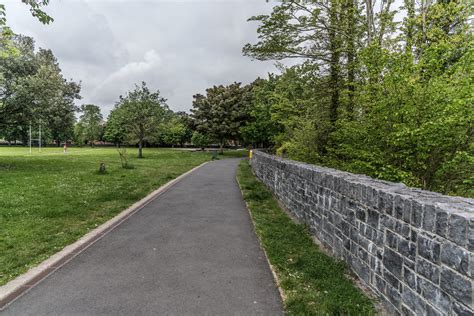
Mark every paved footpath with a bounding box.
[2,159,282,315]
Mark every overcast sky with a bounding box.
[5,0,279,116]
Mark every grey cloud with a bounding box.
[5,0,278,116]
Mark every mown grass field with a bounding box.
[0,147,245,286]
[237,160,375,315]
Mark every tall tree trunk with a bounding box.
[404,0,415,53]
[328,0,341,125]
[138,139,143,158]
[365,0,374,45]
[378,0,394,46]
[345,0,356,119]
[329,61,340,124]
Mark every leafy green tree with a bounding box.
[191,131,212,151]
[158,116,188,147]
[243,0,473,197]
[0,36,80,144]
[0,35,38,127]
[175,111,194,145]
[191,82,250,152]
[240,78,282,148]
[107,82,169,158]
[1,1,52,58]
[0,1,52,28]
[243,0,367,124]
[73,122,86,146]
[78,104,102,147]
[103,108,127,146]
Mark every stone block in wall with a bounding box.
[468,218,474,252]
[417,234,441,264]
[386,284,402,309]
[453,301,474,316]
[380,191,395,215]
[417,277,452,314]
[384,248,404,279]
[440,267,472,307]
[394,221,411,239]
[381,214,396,231]
[416,258,440,284]
[423,205,437,232]
[435,209,449,238]
[402,286,426,315]
[386,230,399,249]
[402,266,417,291]
[440,241,469,276]
[367,208,380,229]
[411,201,423,228]
[398,239,416,262]
[448,213,468,247]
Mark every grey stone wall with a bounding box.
[250,150,474,315]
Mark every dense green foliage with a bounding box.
[104,82,170,158]
[191,131,212,150]
[157,113,193,147]
[1,4,64,141]
[75,104,103,147]
[0,1,52,58]
[237,161,375,314]
[0,1,52,28]
[0,36,80,145]
[103,82,195,154]
[242,0,473,197]
[191,82,251,152]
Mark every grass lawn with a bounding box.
[0,146,246,286]
[237,160,375,315]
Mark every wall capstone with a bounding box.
[250,150,474,315]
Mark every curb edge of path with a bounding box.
[235,172,286,308]
[0,161,209,311]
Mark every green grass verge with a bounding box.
[237,160,375,315]
[0,147,245,286]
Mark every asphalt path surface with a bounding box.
[3,158,282,315]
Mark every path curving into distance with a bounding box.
[2,158,282,315]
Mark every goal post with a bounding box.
[29,122,43,153]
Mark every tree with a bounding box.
[242,0,356,125]
[78,104,102,147]
[175,111,194,145]
[73,122,86,146]
[106,82,169,158]
[0,1,53,27]
[242,0,473,197]
[0,36,80,143]
[1,1,52,59]
[191,82,250,153]
[35,49,80,145]
[103,108,127,146]
[158,116,188,147]
[1,35,37,127]
[191,131,212,151]
[240,78,283,148]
